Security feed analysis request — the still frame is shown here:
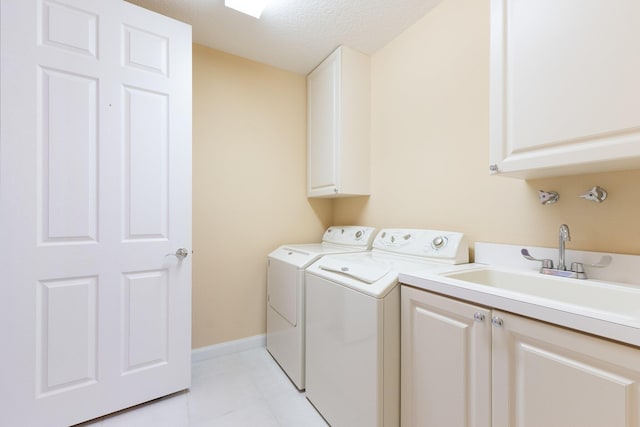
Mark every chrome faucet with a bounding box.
[558,224,571,271]
[521,224,612,280]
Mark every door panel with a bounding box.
[122,270,169,373]
[123,85,169,240]
[40,67,99,243]
[41,0,99,57]
[0,1,192,426]
[123,25,169,75]
[36,276,98,396]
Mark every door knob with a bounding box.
[166,248,189,260]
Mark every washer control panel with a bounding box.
[322,226,377,248]
[373,228,468,264]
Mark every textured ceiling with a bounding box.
[124,0,444,74]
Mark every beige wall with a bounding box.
[334,0,640,257]
[192,44,331,348]
[192,0,640,348]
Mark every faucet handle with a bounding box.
[570,262,585,273]
[565,256,613,276]
[521,248,554,269]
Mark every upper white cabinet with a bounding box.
[490,0,640,179]
[307,46,370,197]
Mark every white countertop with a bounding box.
[399,243,640,347]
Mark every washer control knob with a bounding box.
[432,236,448,250]
[355,230,363,239]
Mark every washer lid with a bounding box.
[319,257,389,284]
[307,250,470,298]
[306,252,402,297]
[268,242,370,268]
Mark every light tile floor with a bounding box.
[76,347,328,427]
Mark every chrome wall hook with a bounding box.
[538,190,559,205]
[580,186,607,203]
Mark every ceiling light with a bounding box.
[225,0,271,18]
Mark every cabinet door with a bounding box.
[306,46,370,198]
[490,0,640,178]
[401,286,491,427]
[307,50,339,196]
[492,310,640,427]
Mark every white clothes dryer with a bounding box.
[266,226,376,390]
[305,228,469,427]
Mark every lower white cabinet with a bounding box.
[401,285,491,427]
[401,285,640,427]
[492,310,640,427]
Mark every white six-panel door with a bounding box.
[0,1,192,426]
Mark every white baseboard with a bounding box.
[191,334,266,363]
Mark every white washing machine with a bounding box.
[266,226,376,390]
[305,228,469,427]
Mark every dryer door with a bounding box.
[267,258,302,326]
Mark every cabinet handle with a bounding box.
[473,312,485,322]
[491,316,504,327]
